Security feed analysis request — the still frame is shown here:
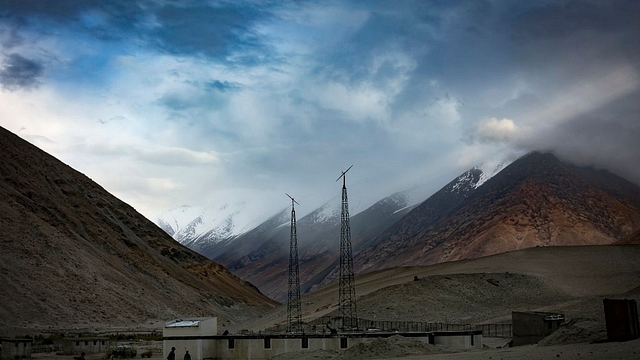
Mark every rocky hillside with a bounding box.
[0,126,277,337]
[354,152,640,273]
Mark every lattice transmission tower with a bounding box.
[336,165,358,331]
[286,193,302,333]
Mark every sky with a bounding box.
[1,0,639,221]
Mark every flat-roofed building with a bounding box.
[0,338,32,360]
[162,317,482,360]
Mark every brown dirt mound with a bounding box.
[356,272,572,324]
[538,318,607,346]
[267,349,340,360]
[337,335,442,359]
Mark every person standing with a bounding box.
[183,350,191,360]
[167,347,176,360]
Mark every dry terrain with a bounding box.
[24,245,640,360]
[30,337,640,360]
[223,245,640,359]
[234,245,640,332]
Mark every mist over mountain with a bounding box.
[159,162,505,300]
[158,152,640,302]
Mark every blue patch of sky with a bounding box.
[204,80,241,92]
[150,3,275,65]
[47,39,131,90]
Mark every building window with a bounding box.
[340,337,347,349]
[302,337,309,349]
[101,341,105,345]
[85,342,88,346]
[471,335,474,346]
[76,342,80,346]
[227,339,234,349]
[264,338,271,349]
[93,341,97,345]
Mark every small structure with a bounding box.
[60,337,110,355]
[0,338,32,360]
[163,317,482,360]
[164,318,218,360]
[512,311,564,346]
[603,298,640,341]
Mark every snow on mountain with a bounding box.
[157,201,271,246]
[389,183,440,215]
[476,160,508,188]
[308,200,340,224]
[157,158,511,255]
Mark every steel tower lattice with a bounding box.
[286,193,302,333]
[336,165,358,331]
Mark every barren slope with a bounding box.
[0,126,277,336]
[234,245,640,332]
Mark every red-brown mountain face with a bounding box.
[354,152,640,273]
[0,126,277,336]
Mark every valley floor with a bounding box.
[31,338,640,360]
[385,340,640,360]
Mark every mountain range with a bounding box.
[3,118,640,339]
[158,152,640,301]
[0,126,277,336]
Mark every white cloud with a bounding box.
[2,0,639,221]
[476,117,517,143]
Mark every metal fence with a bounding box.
[31,345,63,353]
[474,323,513,338]
[287,316,512,338]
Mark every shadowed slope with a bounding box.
[0,126,277,336]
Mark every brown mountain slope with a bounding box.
[0,126,277,336]
[616,228,640,244]
[354,152,640,273]
[237,245,640,333]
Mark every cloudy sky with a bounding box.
[1,0,639,221]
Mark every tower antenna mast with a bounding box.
[335,165,358,331]
[286,193,302,333]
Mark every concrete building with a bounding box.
[163,318,218,360]
[163,318,482,360]
[60,337,111,356]
[0,338,32,360]
[512,311,565,346]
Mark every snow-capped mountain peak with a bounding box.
[156,201,268,246]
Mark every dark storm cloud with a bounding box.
[522,88,640,185]
[509,0,640,84]
[0,53,43,90]
[1,0,279,65]
[513,0,639,39]
[0,0,94,18]
[151,3,275,64]
[504,0,640,185]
